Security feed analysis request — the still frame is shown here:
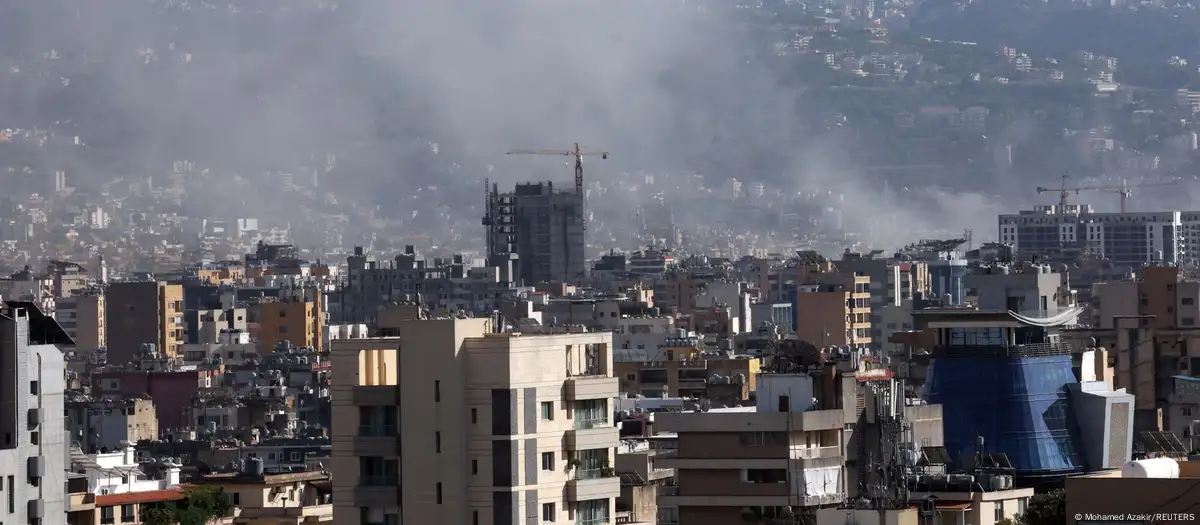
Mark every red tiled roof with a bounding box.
[96,489,185,506]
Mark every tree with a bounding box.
[1017,489,1065,525]
[140,486,233,525]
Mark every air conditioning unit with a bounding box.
[27,456,43,479]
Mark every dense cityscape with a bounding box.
[6,0,1200,525]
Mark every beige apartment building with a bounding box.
[654,374,848,525]
[55,291,106,350]
[794,261,872,349]
[331,317,621,525]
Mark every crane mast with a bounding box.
[506,142,610,232]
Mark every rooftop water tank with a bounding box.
[1121,458,1180,479]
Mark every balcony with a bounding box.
[654,409,844,433]
[565,375,619,400]
[566,469,621,501]
[354,478,401,506]
[566,422,619,450]
[239,504,334,521]
[792,445,843,467]
[351,386,401,406]
[351,433,401,456]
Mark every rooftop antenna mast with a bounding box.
[506,142,610,233]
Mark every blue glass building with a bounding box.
[919,309,1086,479]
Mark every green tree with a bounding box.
[1017,489,1066,525]
[139,486,233,525]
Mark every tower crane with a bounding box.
[1035,175,1181,213]
[506,142,609,231]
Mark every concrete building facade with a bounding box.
[331,318,620,525]
[105,281,184,363]
[0,302,72,525]
[485,181,587,286]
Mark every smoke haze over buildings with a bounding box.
[0,0,1000,250]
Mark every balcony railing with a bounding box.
[574,418,609,430]
[792,446,841,459]
[575,467,615,480]
[358,425,397,437]
[577,516,611,525]
[361,475,398,486]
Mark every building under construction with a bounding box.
[485,143,606,285]
[483,180,586,285]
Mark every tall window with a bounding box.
[573,400,608,429]
[576,499,610,525]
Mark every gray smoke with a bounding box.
[3,0,1000,251]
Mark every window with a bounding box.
[472,459,478,475]
[995,502,1004,522]
[1017,497,1028,515]
[121,504,135,523]
[744,469,787,483]
[101,506,115,524]
[435,380,441,402]
[738,432,786,446]
[542,502,556,522]
[436,432,442,453]
[290,451,302,462]
[777,395,790,412]
[1185,297,1196,306]
[541,452,555,471]
[232,493,240,505]
[473,511,479,525]
[541,401,554,420]
[471,408,477,424]
[436,482,443,504]
[1184,407,1194,417]
[29,381,38,395]
[30,431,38,444]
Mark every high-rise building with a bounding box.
[484,181,586,285]
[998,204,1184,267]
[330,316,619,525]
[0,301,73,524]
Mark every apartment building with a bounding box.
[614,333,760,401]
[1091,264,1200,329]
[55,290,106,351]
[0,302,72,525]
[255,296,322,353]
[794,261,871,349]
[998,204,1184,267]
[653,374,847,525]
[66,397,159,454]
[105,281,184,363]
[331,317,621,525]
[341,247,514,323]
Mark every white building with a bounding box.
[0,303,70,525]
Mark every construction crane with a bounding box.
[506,142,610,230]
[1036,175,1181,213]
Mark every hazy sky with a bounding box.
[2,0,1000,248]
